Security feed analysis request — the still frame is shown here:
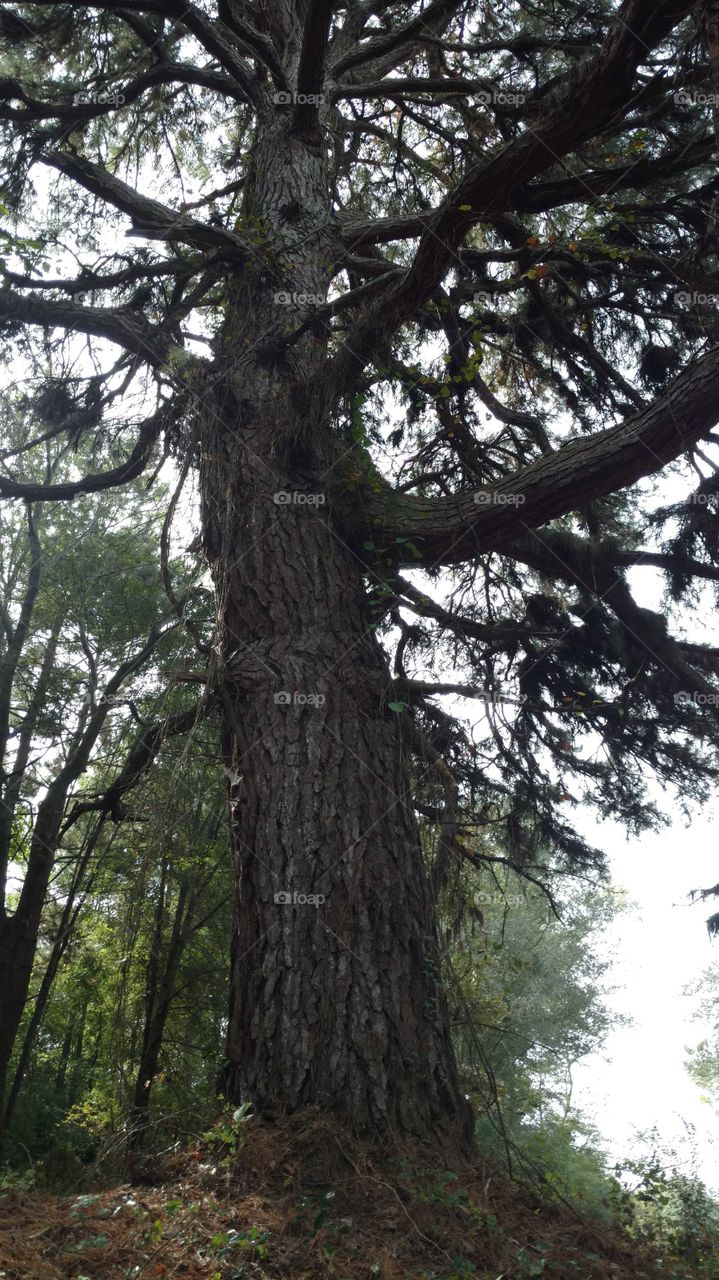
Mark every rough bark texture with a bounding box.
[199,115,472,1145]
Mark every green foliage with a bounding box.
[615,1140,719,1279]
[210,1223,269,1262]
[0,1162,36,1192]
[687,964,719,1110]
[203,1104,254,1165]
[441,851,622,1210]
[5,693,230,1177]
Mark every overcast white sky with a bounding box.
[568,558,719,1191]
[572,802,719,1192]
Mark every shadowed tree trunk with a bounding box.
[204,117,473,1144]
[0,629,175,1139]
[3,816,105,1131]
[214,490,471,1139]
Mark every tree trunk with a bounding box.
[201,116,472,1147]
[0,784,66,1136]
[3,816,105,1130]
[0,608,167,1135]
[128,877,193,1152]
[212,492,472,1141]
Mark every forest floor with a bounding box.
[0,1111,667,1280]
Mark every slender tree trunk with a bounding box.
[0,916,21,1121]
[128,878,194,1152]
[0,614,167,1136]
[0,784,66,1135]
[3,818,105,1130]
[202,116,472,1147]
[55,1027,74,1092]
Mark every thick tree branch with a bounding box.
[328,0,695,389]
[162,0,260,101]
[291,0,335,137]
[0,61,248,122]
[216,0,286,83]
[344,346,719,566]
[0,285,174,365]
[617,549,719,582]
[330,0,461,76]
[515,138,716,215]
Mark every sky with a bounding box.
[414,539,719,1190]
[572,802,719,1192]
[567,558,719,1191]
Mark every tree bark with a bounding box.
[213,492,471,1141]
[201,115,472,1148]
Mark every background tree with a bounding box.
[0,443,207,1135]
[687,961,719,1110]
[2,0,719,1150]
[4,725,230,1176]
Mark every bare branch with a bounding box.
[331,0,462,76]
[0,399,176,501]
[42,150,252,259]
[0,60,248,123]
[62,697,212,830]
[328,0,696,391]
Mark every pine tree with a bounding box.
[2,0,719,1150]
